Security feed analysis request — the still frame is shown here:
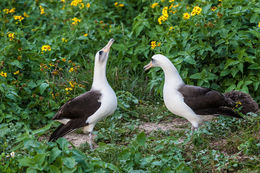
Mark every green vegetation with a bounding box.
[0,0,259,172]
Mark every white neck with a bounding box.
[161,61,184,89]
[91,61,109,90]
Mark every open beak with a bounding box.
[144,61,153,71]
[101,38,114,53]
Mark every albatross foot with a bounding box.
[88,132,98,151]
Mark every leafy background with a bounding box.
[0,0,259,172]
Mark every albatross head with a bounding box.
[144,54,173,71]
[94,38,114,66]
[144,54,184,86]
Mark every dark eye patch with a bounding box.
[99,51,103,56]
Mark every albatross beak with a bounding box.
[144,61,153,71]
[101,38,114,53]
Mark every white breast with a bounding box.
[163,83,202,128]
[86,86,117,125]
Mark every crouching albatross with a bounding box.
[49,39,117,149]
[144,54,258,131]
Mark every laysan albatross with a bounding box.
[144,54,258,131]
[49,39,117,149]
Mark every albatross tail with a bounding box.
[49,120,85,142]
[224,91,259,114]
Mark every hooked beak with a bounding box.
[144,61,153,71]
[101,38,114,53]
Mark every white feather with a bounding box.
[152,54,202,128]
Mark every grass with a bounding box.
[69,101,260,172]
[0,0,260,172]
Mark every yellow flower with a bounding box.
[13,70,19,75]
[8,33,15,41]
[194,6,202,15]
[169,26,175,31]
[211,6,217,11]
[119,4,124,7]
[191,11,196,16]
[13,15,24,21]
[40,5,45,15]
[61,58,66,62]
[219,0,222,1]
[69,81,76,88]
[183,13,190,20]
[86,3,90,8]
[3,8,9,14]
[157,42,161,47]
[71,0,82,6]
[84,33,88,37]
[158,7,169,24]
[0,71,7,78]
[60,0,65,2]
[258,22,260,28]
[169,0,175,2]
[173,4,179,8]
[41,45,51,52]
[69,67,74,72]
[23,12,29,17]
[49,63,55,67]
[62,38,68,42]
[151,3,159,8]
[170,10,177,14]
[71,1,78,6]
[114,2,118,7]
[9,8,15,13]
[151,41,157,49]
[72,17,81,25]
[162,6,168,17]
[79,3,84,9]
[65,87,73,91]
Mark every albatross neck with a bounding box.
[161,62,184,89]
[92,63,109,90]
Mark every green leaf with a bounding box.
[28,81,37,89]
[238,63,243,73]
[175,162,192,173]
[19,157,33,167]
[39,82,49,95]
[57,138,68,150]
[10,60,23,69]
[49,165,60,173]
[34,153,46,167]
[26,168,37,173]
[183,56,196,65]
[224,59,239,69]
[62,157,76,169]
[136,132,146,146]
[32,122,53,136]
[190,73,202,79]
[248,64,260,70]
[49,147,62,163]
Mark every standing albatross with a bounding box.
[49,39,117,149]
[144,54,258,130]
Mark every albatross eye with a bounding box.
[99,51,103,56]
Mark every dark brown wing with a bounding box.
[49,119,85,141]
[49,90,102,141]
[53,90,102,120]
[178,85,226,111]
[178,85,242,118]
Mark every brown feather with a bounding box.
[178,85,242,118]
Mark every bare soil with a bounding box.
[40,116,217,148]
